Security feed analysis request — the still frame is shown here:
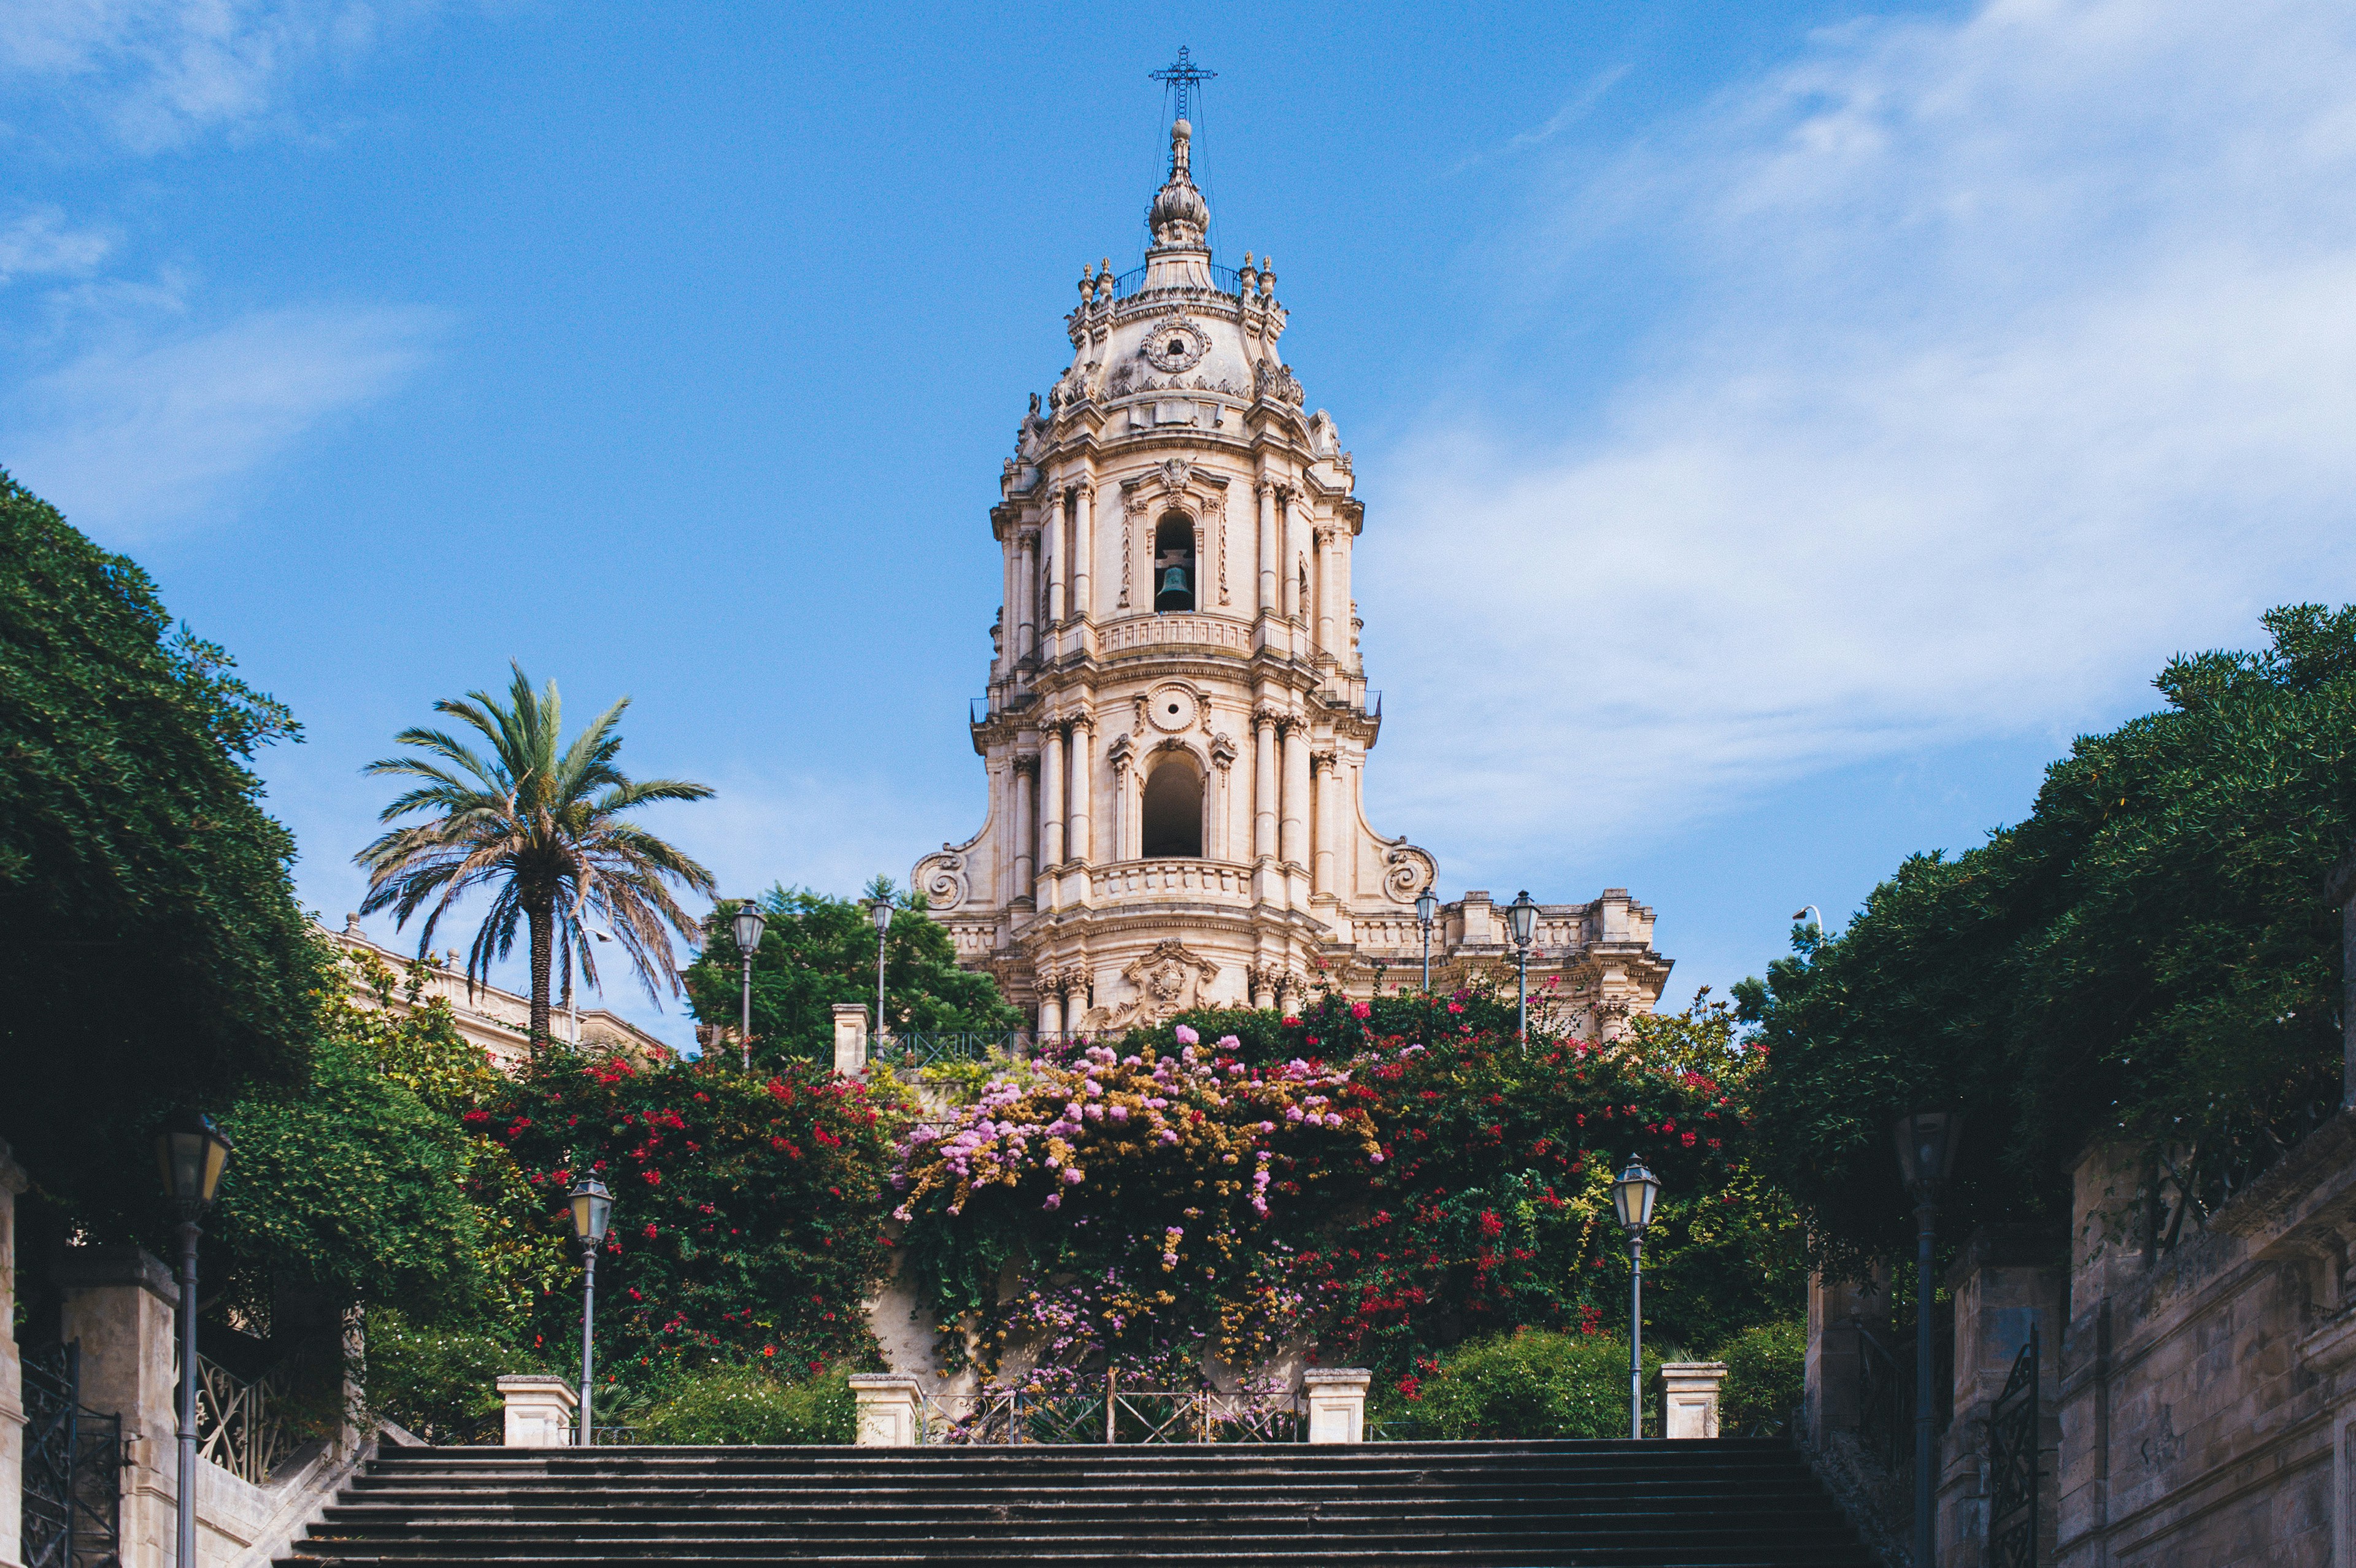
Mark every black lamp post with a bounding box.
[867,896,893,1044]
[1610,1156,1661,1440]
[730,900,767,1070]
[1507,891,1539,1048]
[568,1174,613,1446]
[155,1111,233,1568]
[1415,888,1438,993]
[1892,1109,1961,1567]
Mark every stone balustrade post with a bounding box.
[55,1247,179,1568]
[849,1374,923,1447]
[832,1003,870,1077]
[1303,1369,1370,1443]
[0,1139,27,1568]
[1938,1226,2063,1568]
[1805,1266,1885,1444]
[1660,1362,1728,1439]
[496,1375,579,1448]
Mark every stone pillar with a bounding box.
[1805,1267,1885,1443]
[497,1375,579,1448]
[1939,1226,2064,1568]
[1334,526,1356,668]
[1314,524,1336,656]
[1252,711,1278,862]
[831,1004,869,1077]
[1280,488,1304,622]
[1015,529,1037,664]
[1280,720,1311,869]
[1071,483,1093,623]
[1039,726,1066,871]
[1311,751,1338,895]
[0,1139,27,1568]
[1303,1369,1369,1443]
[1209,737,1234,861]
[1044,491,1066,636]
[1066,714,1094,867]
[849,1374,923,1447]
[1255,478,1277,616]
[1039,984,1064,1036]
[55,1247,178,1568]
[1012,755,1037,900]
[1660,1362,1728,1439]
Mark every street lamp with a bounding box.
[567,1174,614,1447]
[1793,905,1824,936]
[155,1110,233,1568]
[1610,1156,1661,1441]
[1507,891,1539,1047]
[1892,1109,1962,1568]
[1415,888,1438,993]
[867,896,894,1046]
[730,900,767,1070]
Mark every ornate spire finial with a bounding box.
[1148,45,1215,125]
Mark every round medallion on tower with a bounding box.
[1145,682,1201,734]
[1142,315,1210,374]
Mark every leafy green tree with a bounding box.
[1741,604,2356,1271]
[0,470,325,1237]
[357,666,716,1047]
[681,882,1020,1066]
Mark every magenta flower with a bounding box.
[1174,1024,1200,1045]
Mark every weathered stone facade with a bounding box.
[914,118,1671,1034]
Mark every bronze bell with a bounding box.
[1160,565,1190,594]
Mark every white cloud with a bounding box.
[2,302,441,539]
[1368,0,2356,866]
[0,207,115,283]
[0,0,408,150]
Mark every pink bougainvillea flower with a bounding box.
[1174,1024,1200,1045]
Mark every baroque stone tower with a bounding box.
[913,117,1672,1036]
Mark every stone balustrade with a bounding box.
[1660,1362,1728,1439]
[1087,858,1255,904]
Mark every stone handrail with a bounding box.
[1088,859,1255,903]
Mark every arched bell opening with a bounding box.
[1141,757,1204,858]
[1153,513,1196,613]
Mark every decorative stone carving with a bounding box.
[1146,683,1201,734]
[1085,941,1220,1032]
[1210,732,1238,767]
[914,850,969,911]
[1142,315,1210,374]
[1383,842,1436,902]
[1254,358,1304,405]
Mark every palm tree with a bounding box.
[356,664,716,1048]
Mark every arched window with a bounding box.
[1154,514,1196,613]
[1141,758,1204,858]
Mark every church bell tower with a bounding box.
[913,107,1671,1036]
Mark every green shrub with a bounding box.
[637,1364,855,1445]
[1712,1318,1804,1434]
[368,1309,538,1445]
[1398,1329,1660,1439]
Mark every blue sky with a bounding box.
[7,0,2355,1050]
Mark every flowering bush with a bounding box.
[1382,1328,1659,1439]
[893,990,1801,1386]
[637,1364,855,1444]
[475,1048,907,1404]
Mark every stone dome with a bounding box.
[1147,120,1210,248]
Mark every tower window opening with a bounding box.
[1141,759,1204,859]
[1154,514,1196,613]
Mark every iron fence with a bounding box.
[2147,1093,2336,1257]
[20,1341,121,1568]
[1989,1327,2041,1568]
[193,1350,303,1484]
[918,1380,1302,1445]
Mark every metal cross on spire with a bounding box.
[1149,46,1216,124]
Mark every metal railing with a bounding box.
[1109,263,1244,299]
[1988,1327,2041,1568]
[21,1341,121,1568]
[918,1379,1302,1445]
[1855,1312,1953,1481]
[194,1350,303,1485]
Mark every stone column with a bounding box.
[1335,525,1357,668]
[1209,736,1236,861]
[1044,493,1066,636]
[1066,714,1094,867]
[1279,488,1303,621]
[1280,719,1311,868]
[497,1375,579,1448]
[1252,711,1279,862]
[1661,1362,1728,1439]
[1314,524,1336,656]
[1012,755,1037,901]
[1039,726,1066,871]
[56,1247,178,1568]
[0,1139,27,1568]
[1311,750,1338,895]
[849,1375,923,1447]
[831,1004,869,1077]
[1071,482,1093,623]
[1038,982,1064,1036]
[1304,1369,1370,1443]
[1015,530,1037,664]
[1255,478,1277,617]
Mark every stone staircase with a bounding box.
[276,1440,1882,1566]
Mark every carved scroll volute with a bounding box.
[1383,842,1436,903]
[915,850,969,911]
